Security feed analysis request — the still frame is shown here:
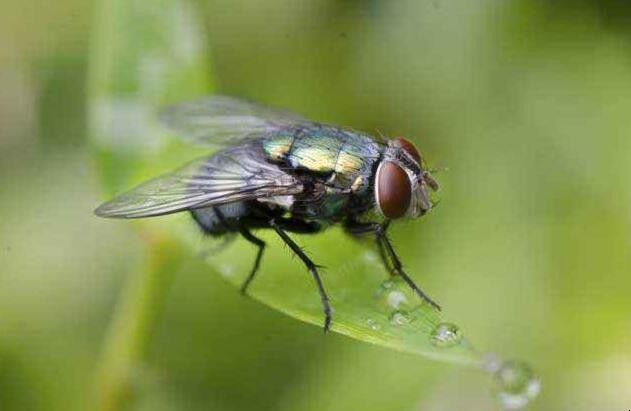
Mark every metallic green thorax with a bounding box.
[261,125,384,220]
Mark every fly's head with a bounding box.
[374,137,440,220]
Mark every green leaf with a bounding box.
[164,213,481,365]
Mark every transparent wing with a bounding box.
[159,95,312,146]
[94,143,303,218]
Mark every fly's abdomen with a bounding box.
[190,202,248,235]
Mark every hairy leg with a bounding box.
[344,220,441,311]
[269,218,332,332]
[238,228,266,295]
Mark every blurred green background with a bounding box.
[1,0,630,410]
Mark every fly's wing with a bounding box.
[94,143,303,218]
[159,95,312,146]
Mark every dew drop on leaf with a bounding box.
[387,290,408,309]
[374,278,417,312]
[219,263,235,278]
[430,322,463,348]
[493,360,541,410]
[389,310,413,326]
[366,318,381,331]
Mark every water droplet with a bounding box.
[494,360,540,410]
[389,310,413,326]
[366,318,381,331]
[219,263,235,277]
[374,279,417,313]
[387,290,407,309]
[430,322,463,348]
[361,251,378,264]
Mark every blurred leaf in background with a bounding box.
[1,0,630,410]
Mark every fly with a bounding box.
[95,96,441,332]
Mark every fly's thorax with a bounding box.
[373,138,439,220]
[262,126,381,193]
[289,131,343,172]
[263,126,381,173]
[262,127,342,172]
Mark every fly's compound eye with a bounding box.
[393,137,421,164]
[375,161,412,219]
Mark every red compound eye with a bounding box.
[375,161,412,219]
[393,137,421,163]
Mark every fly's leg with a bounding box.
[239,228,266,296]
[269,218,332,332]
[375,220,393,274]
[345,220,441,311]
[376,239,393,274]
[377,228,441,311]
